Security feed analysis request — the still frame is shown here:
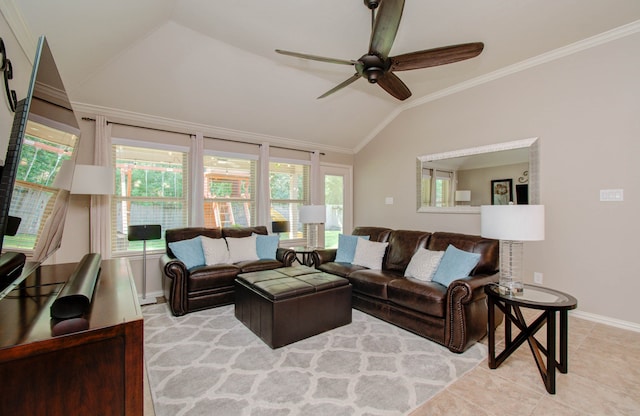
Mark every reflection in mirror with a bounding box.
[417,138,538,213]
[2,37,80,266]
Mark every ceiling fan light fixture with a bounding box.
[365,67,383,83]
[364,0,380,10]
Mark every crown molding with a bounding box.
[73,102,355,155]
[0,0,37,63]
[357,19,640,153]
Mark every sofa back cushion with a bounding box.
[222,226,268,238]
[352,226,392,243]
[384,230,431,273]
[165,227,223,258]
[427,232,498,275]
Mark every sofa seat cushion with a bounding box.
[188,264,240,292]
[386,278,447,318]
[317,262,367,277]
[237,259,284,273]
[348,269,403,300]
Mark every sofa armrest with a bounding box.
[311,248,337,267]
[160,254,189,316]
[276,247,296,266]
[445,272,501,353]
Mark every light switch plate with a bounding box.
[385,197,394,205]
[600,189,624,202]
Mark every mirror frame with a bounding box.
[417,137,539,214]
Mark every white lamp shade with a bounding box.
[299,205,326,224]
[71,165,114,195]
[52,159,75,191]
[455,190,471,202]
[481,205,545,241]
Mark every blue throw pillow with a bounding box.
[255,233,279,260]
[168,236,205,270]
[335,234,370,263]
[432,244,481,287]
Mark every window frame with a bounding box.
[269,157,310,245]
[203,150,258,228]
[110,138,189,256]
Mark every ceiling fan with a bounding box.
[276,0,484,101]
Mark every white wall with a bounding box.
[354,33,640,326]
[0,11,32,164]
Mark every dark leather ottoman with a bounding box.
[234,266,352,348]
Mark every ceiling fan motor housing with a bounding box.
[359,54,387,83]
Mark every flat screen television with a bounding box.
[0,36,80,299]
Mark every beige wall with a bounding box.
[0,12,32,164]
[355,33,640,326]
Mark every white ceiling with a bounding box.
[12,0,640,153]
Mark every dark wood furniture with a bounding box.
[288,246,317,267]
[0,258,143,415]
[235,266,352,348]
[485,283,577,394]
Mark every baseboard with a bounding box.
[571,310,640,333]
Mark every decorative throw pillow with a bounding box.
[168,236,205,269]
[226,235,259,263]
[254,233,279,260]
[404,248,445,281]
[432,244,481,287]
[201,236,230,265]
[352,239,389,270]
[335,234,370,263]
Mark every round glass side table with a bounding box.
[484,283,577,394]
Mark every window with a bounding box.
[203,153,256,227]
[269,161,309,242]
[5,120,77,252]
[111,143,188,254]
[421,167,453,207]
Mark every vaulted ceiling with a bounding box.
[12,0,640,153]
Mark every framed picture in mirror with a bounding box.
[491,179,513,205]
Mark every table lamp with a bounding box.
[70,164,114,252]
[481,205,544,296]
[128,224,162,305]
[455,190,471,206]
[299,205,325,249]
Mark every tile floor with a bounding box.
[144,307,640,416]
[410,310,640,416]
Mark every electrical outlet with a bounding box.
[534,272,543,284]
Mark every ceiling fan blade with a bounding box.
[275,49,356,66]
[317,73,361,99]
[390,42,484,71]
[377,72,411,101]
[369,0,405,59]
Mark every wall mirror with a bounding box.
[417,137,539,214]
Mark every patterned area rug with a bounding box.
[143,303,486,416]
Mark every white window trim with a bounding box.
[112,137,189,153]
[205,149,259,161]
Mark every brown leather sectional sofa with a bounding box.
[160,226,296,316]
[312,227,501,353]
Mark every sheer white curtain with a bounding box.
[310,151,321,205]
[257,143,270,230]
[92,115,112,258]
[189,133,205,226]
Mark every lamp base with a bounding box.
[498,279,524,296]
[499,240,524,296]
